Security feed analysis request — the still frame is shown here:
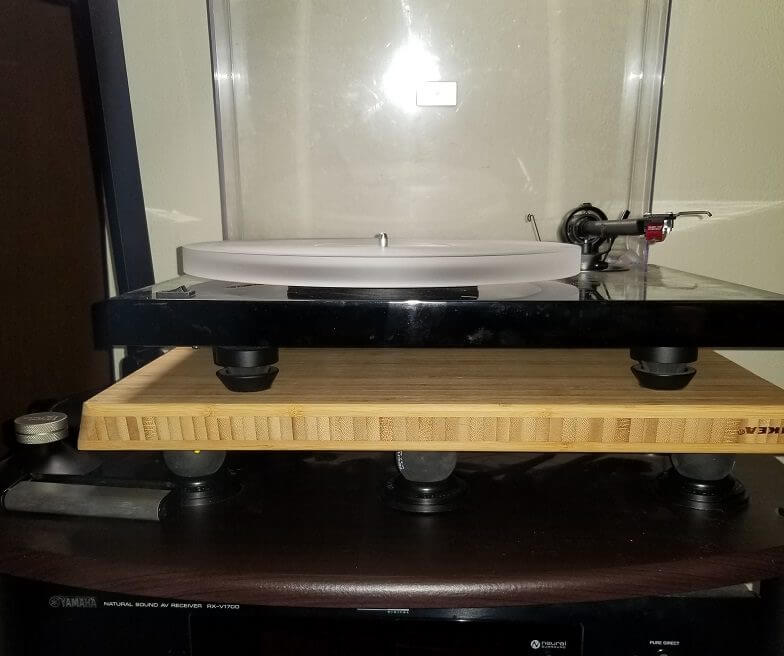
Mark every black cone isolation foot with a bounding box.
[657,468,749,512]
[383,474,466,513]
[630,347,698,390]
[213,346,279,392]
[631,363,696,390]
[216,366,278,392]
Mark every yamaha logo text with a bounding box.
[49,596,97,609]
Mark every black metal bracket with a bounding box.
[70,0,154,298]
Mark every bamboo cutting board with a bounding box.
[78,348,784,453]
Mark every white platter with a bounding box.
[181,238,581,288]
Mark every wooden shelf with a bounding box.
[78,348,784,452]
[2,453,784,606]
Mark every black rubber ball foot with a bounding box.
[383,474,466,514]
[657,468,748,512]
[631,364,696,390]
[170,469,241,510]
[216,366,279,392]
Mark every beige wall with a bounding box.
[650,0,784,387]
[118,0,222,281]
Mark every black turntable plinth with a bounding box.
[95,265,784,349]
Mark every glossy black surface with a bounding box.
[3,576,771,656]
[94,265,784,347]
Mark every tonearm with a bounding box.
[559,202,711,271]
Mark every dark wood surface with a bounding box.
[1,452,784,607]
[0,0,112,453]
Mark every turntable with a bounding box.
[68,0,784,518]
